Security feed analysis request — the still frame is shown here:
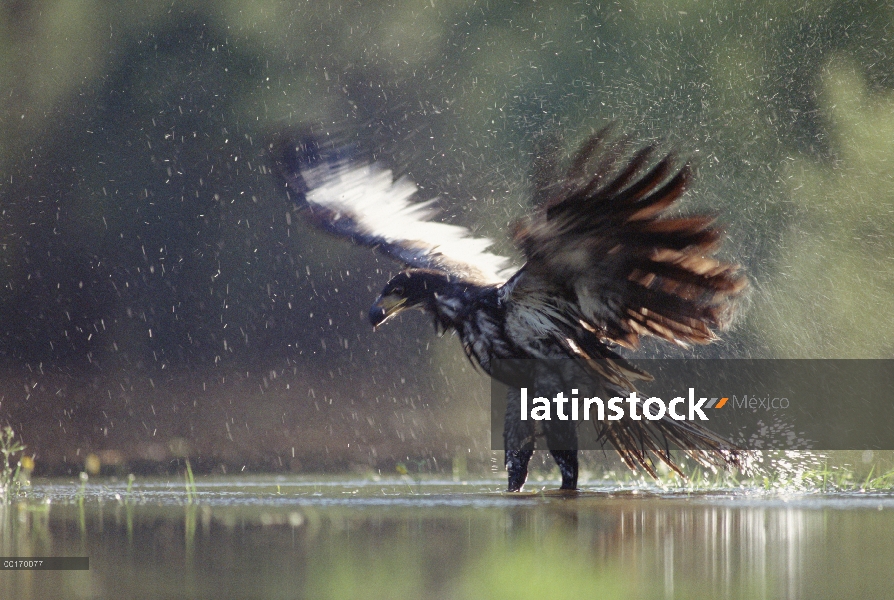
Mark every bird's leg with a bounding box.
[553,450,579,490]
[504,387,535,492]
[543,419,579,490]
[505,448,534,492]
[541,362,579,490]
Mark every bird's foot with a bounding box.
[551,449,579,491]
[505,448,533,492]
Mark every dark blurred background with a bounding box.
[1,0,893,476]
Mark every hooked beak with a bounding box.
[369,294,407,329]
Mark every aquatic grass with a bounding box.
[810,463,854,492]
[125,473,136,502]
[812,463,894,492]
[864,467,894,490]
[75,472,89,505]
[743,455,894,493]
[678,459,894,493]
[451,452,468,480]
[76,472,88,533]
[184,459,197,504]
[395,461,425,493]
[0,426,28,504]
[583,451,894,494]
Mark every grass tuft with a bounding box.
[0,426,30,504]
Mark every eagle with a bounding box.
[269,126,748,492]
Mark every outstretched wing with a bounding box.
[507,128,747,349]
[269,130,513,285]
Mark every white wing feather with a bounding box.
[278,138,514,284]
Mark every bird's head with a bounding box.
[368,270,449,328]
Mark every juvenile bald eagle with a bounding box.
[270,127,748,491]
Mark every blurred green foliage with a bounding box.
[3,0,893,364]
[761,58,894,356]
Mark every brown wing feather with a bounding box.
[510,130,747,349]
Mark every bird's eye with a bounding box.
[392,286,405,296]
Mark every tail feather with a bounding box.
[596,416,750,478]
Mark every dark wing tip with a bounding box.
[267,127,327,197]
[267,125,360,200]
[530,130,564,208]
[566,124,617,182]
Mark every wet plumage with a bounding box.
[270,127,748,491]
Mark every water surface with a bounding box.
[2,477,893,599]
